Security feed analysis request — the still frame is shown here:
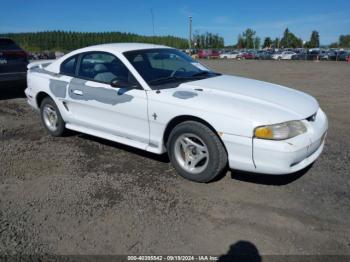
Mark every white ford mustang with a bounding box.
[25,43,328,182]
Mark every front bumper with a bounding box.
[222,108,328,175]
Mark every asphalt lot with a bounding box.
[0,60,349,256]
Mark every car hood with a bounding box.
[165,75,319,125]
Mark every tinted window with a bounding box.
[124,48,214,86]
[60,55,77,76]
[78,52,135,84]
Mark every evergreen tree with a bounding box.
[192,32,225,49]
[237,34,245,49]
[254,37,261,49]
[280,28,303,48]
[262,37,272,48]
[308,31,320,48]
[242,28,256,49]
[339,35,350,47]
[273,38,280,49]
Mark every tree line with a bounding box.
[1,29,348,52]
[193,32,225,49]
[236,28,321,49]
[330,35,350,48]
[236,28,350,49]
[0,31,190,52]
[0,30,225,51]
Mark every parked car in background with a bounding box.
[28,51,56,60]
[211,50,220,59]
[291,52,308,60]
[198,49,220,59]
[291,50,328,61]
[338,51,350,61]
[272,51,296,60]
[327,51,340,61]
[0,38,28,82]
[346,54,350,62]
[317,50,335,61]
[255,51,272,60]
[220,51,240,59]
[318,50,332,60]
[241,52,255,59]
[25,43,328,182]
[307,50,324,61]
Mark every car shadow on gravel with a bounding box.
[218,240,261,262]
[230,164,312,186]
[0,80,27,100]
[77,133,170,163]
[65,132,311,185]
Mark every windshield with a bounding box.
[123,48,220,89]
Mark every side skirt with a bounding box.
[65,123,161,154]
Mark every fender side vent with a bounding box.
[62,101,69,111]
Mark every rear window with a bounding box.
[0,39,21,50]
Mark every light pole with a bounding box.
[189,16,192,50]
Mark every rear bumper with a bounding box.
[0,72,26,82]
[222,108,328,175]
[24,87,39,110]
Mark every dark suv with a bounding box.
[0,38,28,82]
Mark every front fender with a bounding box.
[147,91,254,153]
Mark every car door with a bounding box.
[65,51,149,147]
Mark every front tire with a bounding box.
[167,121,227,182]
[40,97,66,137]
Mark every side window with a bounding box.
[60,55,77,76]
[78,52,136,85]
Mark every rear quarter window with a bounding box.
[60,55,78,76]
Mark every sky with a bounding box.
[1,0,350,45]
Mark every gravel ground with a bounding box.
[0,60,349,256]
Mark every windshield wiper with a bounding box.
[149,72,221,85]
[149,75,188,85]
[191,71,220,77]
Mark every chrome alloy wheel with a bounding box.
[42,104,58,131]
[174,133,209,174]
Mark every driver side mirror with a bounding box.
[111,79,134,88]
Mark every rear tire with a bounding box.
[40,97,66,137]
[167,121,227,183]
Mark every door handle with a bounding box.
[72,89,83,96]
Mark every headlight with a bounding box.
[254,120,307,140]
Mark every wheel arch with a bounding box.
[162,115,227,153]
[36,91,52,108]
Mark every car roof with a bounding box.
[45,43,172,73]
[71,43,171,53]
